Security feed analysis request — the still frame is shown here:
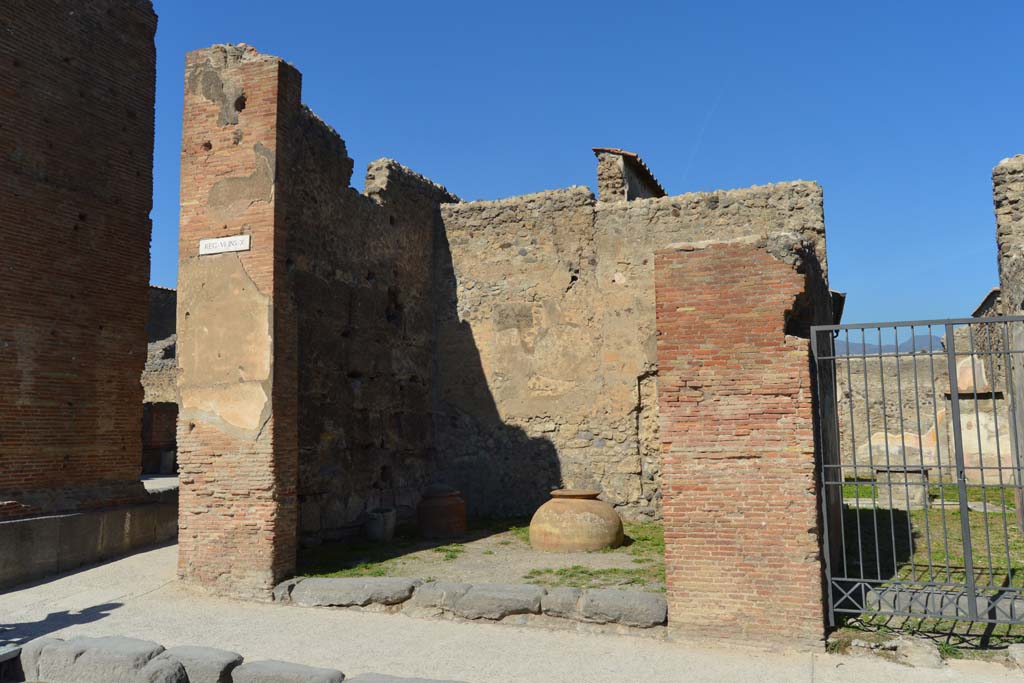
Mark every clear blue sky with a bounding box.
[151,0,1024,324]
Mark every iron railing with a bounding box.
[811,316,1024,625]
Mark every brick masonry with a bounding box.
[176,46,300,596]
[0,0,156,519]
[654,236,832,644]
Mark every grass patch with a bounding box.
[938,642,964,659]
[522,565,663,591]
[432,543,465,561]
[299,517,666,594]
[522,520,665,590]
[623,521,665,560]
[836,498,1024,645]
[841,481,1019,510]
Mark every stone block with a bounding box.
[138,656,189,683]
[97,508,131,558]
[891,638,943,669]
[578,589,667,627]
[157,645,244,683]
[273,577,306,603]
[33,635,165,683]
[232,660,345,683]
[57,512,106,571]
[1008,643,1024,669]
[153,502,179,541]
[404,581,471,612]
[540,587,581,619]
[291,577,420,607]
[452,583,545,620]
[18,637,61,681]
[0,516,60,589]
[126,504,160,548]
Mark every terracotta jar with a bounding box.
[529,489,623,552]
[417,484,467,539]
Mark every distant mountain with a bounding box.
[834,334,944,356]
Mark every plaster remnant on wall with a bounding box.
[207,143,275,223]
[177,253,272,438]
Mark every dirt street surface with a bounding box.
[1,546,1020,683]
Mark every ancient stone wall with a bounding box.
[177,45,463,577]
[282,107,457,544]
[436,180,826,520]
[176,44,833,594]
[0,0,156,519]
[996,157,1024,318]
[146,286,177,342]
[655,236,831,644]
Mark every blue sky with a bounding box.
[151,0,1023,323]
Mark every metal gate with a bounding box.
[811,317,1024,625]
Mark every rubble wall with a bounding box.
[436,182,826,519]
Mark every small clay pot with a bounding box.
[417,484,467,539]
[529,489,624,552]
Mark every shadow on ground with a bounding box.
[0,602,122,647]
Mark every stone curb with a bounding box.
[274,576,667,629]
[12,635,345,683]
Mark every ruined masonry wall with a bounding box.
[0,0,156,519]
[437,181,826,519]
[996,156,1024,317]
[655,239,828,644]
[176,45,832,591]
[282,105,458,544]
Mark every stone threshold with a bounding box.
[273,577,668,634]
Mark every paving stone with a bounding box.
[137,656,188,683]
[17,637,61,681]
[452,583,544,620]
[34,635,165,682]
[274,578,306,603]
[890,638,943,669]
[578,589,667,627]
[232,659,345,683]
[156,645,244,683]
[404,581,471,612]
[540,587,581,619]
[1007,643,1024,669]
[291,577,420,607]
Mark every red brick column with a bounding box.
[655,239,825,644]
[176,46,299,597]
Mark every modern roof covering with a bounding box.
[592,147,666,197]
[972,286,1001,318]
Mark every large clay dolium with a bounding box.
[529,489,624,552]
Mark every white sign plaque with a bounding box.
[199,234,251,255]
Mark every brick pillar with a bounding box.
[176,45,299,597]
[655,237,827,644]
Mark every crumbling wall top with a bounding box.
[593,147,666,202]
[365,158,461,204]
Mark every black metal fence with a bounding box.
[811,317,1024,625]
